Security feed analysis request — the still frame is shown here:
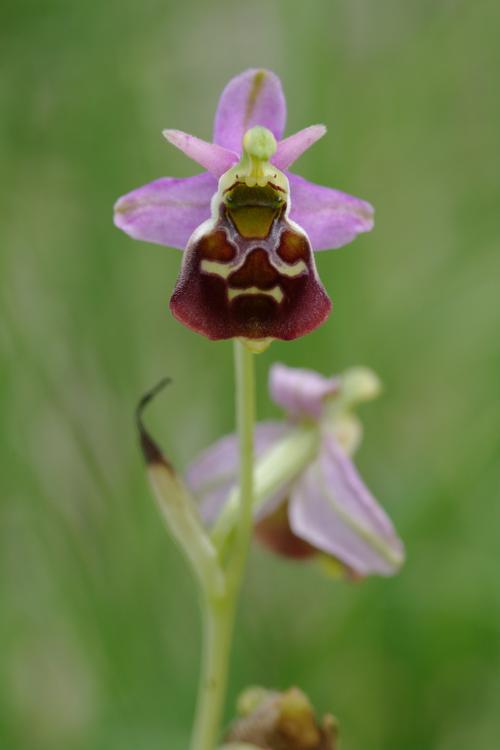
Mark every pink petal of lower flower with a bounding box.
[269,363,339,420]
[163,130,239,177]
[186,421,290,525]
[273,125,327,170]
[213,68,286,153]
[113,172,217,250]
[288,173,374,251]
[289,433,404,576]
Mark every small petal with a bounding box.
[114,172,217,249]
[289,433,404,575]
[163,129,238,177]
[213,69,286,153]
[186,421,290,525]
[288,173,374,252]
[269,363,339,420]
[273,125,327,170]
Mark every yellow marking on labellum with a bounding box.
[202,255,306,282]
[228,285,284,303]
[240,337,274,353]
[278,259,308,277]
[200,259,233,279]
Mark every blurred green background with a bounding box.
[1,1,499,749]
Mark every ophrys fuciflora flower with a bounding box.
[114,69,374,350]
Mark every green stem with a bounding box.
[190,340,256,750]
[190,593,236,750]
[228,341,256,592]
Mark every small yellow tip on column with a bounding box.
[238,337,273,354]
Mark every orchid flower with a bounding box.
[187,364,404,577]
[114,69,374,348]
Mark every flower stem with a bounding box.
[190,340,256,750]
[190,593,236,750]
[228,341,256,591]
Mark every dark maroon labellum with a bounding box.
[169,183,331,341]
[255,501,316,559]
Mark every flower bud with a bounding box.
[136,380,224,596]
[225,686,338,750]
